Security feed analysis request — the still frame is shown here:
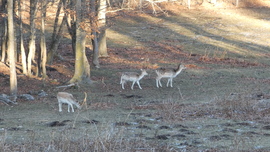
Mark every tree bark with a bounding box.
[18,0,27,74]
[82,31,91,78]
[7,0,17,100]
[1,0,7,63]
[13,0,17,62]
[65,0,76,56]
[27,0,38,76]
[90,0,100,68]
[97,0,108,57]
[69,0,91,84]
[40,0,47,78]
[236,0,239,7]
[1,21,7,63]
[92,32,100,68]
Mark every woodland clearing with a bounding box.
[1,2,270,151]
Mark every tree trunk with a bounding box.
[69,31,90,84]
[13,0,17,62]
[1,0,7,63]
[90,0,100,68]
[27,0,38,76]
[65,0,76,56]
[97,0,108,57]
[69,0,91,84]
[92,32,100,68]
[18,0,27,74]
[236,0,239,7]
[1,21,7,63]
[47,16,66,64]
[47,0,66,64]
[7,0,17,101]
[40,0,47,78]
[82,32,91,78]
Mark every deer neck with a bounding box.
[174,67,184,76]
[138,73,146,80]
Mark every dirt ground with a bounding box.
[1,2,270,151]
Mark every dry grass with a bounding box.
[2,92,270,151]
[151,92,270,122]
[0,125,173,152]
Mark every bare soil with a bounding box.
[1,3,270,151]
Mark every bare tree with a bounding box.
[27,0,38,76]
[90,0,100,68]
[39,0,48,78]
[13,0,18,62]
[1,0,7,63]
[97,0,108,58]
[18,0,27,74]
[7,0,17,101]
[88,0,108,68]
[47,0,67,64]
[66,0,77,55]
[69,0,91,84]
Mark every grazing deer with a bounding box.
[57,92,81,112]
[120,69,148,90]
[155,64,186,88]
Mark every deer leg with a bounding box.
[70,104,75,112]
[67,104,70,112]
[58,102,62,112]
[156,79,159,88]
[121,81,125,89]
[166,79,170,87]
[158,79,162,87]
[131,81,136,90]
[136,81,142,89]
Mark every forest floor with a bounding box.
[1,2,270,151]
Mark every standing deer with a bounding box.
[120,69,148,90]
[155,64,186,88]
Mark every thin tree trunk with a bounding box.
[27,39,35,76]
[27,0,38,76]
[51,15,66,61]
[92,31,100,68]
[18,0,27,74]
[13,0,17,62]
[1,22,7,63]
[47,0,66,64]
[40,0,47,78]
[82,32,90,78]
[51,0,62,43]
[1,0,7,63]
[65,0,76,56]
[7,0,17,101]
[97,0,108,57]
[90,0,100,68]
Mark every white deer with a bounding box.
[120,69,148,90]
[57,92,81,112]
[155,64,186,88]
